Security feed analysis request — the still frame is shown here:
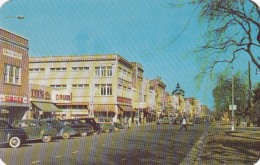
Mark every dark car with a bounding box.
[78,117,101,134]
[41,118,77,139]
[13,119,57,143]
[0,120,27,148]
[59,119,93,136]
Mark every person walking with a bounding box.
[179,117,188,131]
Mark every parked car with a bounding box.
[157,117,171,124]
[95,117,115,133]
[113,122,126,130]
[59,119,93,136]
[41,118,77,139]
[0,120,27,148]
[12,119,57,143]
[78,117,101,134]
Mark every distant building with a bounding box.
[0,28,29,122]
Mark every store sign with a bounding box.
[31,89,51,100]
[3,48,22,60]
[52,91,72,103]
[0,94,28,103]
[117,97,132,104]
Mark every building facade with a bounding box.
[29,54,138,120]
[0,28,29,122]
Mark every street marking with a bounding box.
[55,155,62,158]
[32,160,41,164]
[72,151,79,154]
[112,142,115,143]
[101,144,105,147]
[90,147,94,149]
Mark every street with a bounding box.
[0,124,209,165]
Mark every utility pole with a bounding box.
[231,65,235,131]
[248,62,252,127]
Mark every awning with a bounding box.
[32,102,62,112]
[56,102,88,106]
[118,105,136,112]
[93,105,115,113]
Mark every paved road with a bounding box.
[0,124,209,165]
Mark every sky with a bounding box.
[0,0,259,109]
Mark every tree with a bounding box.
[190,0,260,79]
[212,72,247,118]
[251,83,260,125]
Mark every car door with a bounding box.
[27,120,41,139]
[0,121,8,144]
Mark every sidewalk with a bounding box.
[195,123,260,165]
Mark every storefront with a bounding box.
[0,28,29,123]
[0,94,29,122]
[29,84,62,119]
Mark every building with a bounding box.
[150,77,166,119]
[0,28,29,122]
[172,83,185,116]
[29,54,137,120]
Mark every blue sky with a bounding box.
[1,0,258,109]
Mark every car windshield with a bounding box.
[38,121,48,126]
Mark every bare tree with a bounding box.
[191,0,260,79]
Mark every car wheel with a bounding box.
[93,131,100,135]
[80,132,87,137]
[62,131,70,139]
[42,135,52,143]
[9,137,21,148]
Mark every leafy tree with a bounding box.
[189,0,260,78]
[251,83,260,125]
[212,72,248,118]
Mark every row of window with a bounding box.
[29,66,113,77]
[3,64,21,85]
[118,68,131,82]
[50,84,113,96]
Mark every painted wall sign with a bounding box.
[31,89,51,100]
[52,91,72,103]
[3,48,22,60]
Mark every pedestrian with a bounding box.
[179,117,188,131]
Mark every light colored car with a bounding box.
[157,117,171,124]
[13,119,57,143]
[95,117,115,133]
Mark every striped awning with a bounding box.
[93,105,115,113]
[118,105,136,112]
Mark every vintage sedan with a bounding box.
[59,119,93,136]
[0,120,27,148]
[78,117,101,135]
[41,118,77,139]
[95,117,115,133]
[13,119,57,143]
